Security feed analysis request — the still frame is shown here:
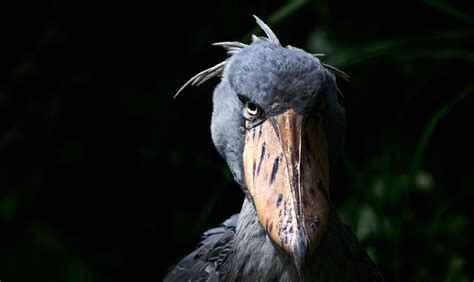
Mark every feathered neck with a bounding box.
[222,199,383,282]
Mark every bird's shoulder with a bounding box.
[164,214,239,282]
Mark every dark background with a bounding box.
[0,1,473,281]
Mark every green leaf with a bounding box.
[410,86,473,179]
[356,205,378,240]
[421,0,474,24]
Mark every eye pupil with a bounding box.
[245,100,259,116]
[248,103,256,111]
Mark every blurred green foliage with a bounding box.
[0,1,473,281]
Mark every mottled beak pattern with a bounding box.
[243,109,330,273]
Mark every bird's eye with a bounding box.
[242,99,265,128]
[245,100,260,117]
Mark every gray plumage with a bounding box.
[165,201,383,281]
[164,215,238,282]
[165,16,383,281]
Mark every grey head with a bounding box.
[176,16,347,274]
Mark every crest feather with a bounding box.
[174,16,348,99]
[253,15,280,45]
[174,59,229,98]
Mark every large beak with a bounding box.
[242,109,330,275]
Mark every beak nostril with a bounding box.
[293,235,310,277]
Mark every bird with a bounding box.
[165,16,384,282]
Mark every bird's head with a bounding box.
[176,16,347,274]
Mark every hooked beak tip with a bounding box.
[293,234,310,277]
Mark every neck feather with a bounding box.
[222,198,381,282]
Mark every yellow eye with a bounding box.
[245,100,260,117]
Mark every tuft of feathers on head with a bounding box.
[174,15,348,99]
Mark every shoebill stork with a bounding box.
[165,16,383,282]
